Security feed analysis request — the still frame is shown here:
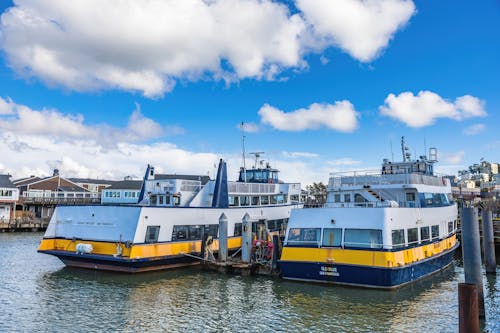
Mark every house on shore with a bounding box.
[0,175,19,222]
[101,180,143,204]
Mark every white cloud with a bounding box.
[258,101,359,132]
[462,123,485,136]
[0,0,305,97]
[440,150,465,165]
[0,97,180,144]
[0,97,15,114]
[379,91,487,128]
[0,0,416,97]
[238,122,260,133]
[297,0,416,61]
[327,157,361,166]
[282,151,319,158]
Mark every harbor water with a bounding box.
[0,233,498,333]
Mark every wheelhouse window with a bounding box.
[286,228,321,246]
[420,226,430,242]
[344,229,382,249]
[145,226,160,243]
[407,228,418,245]
[391,229,405,248]
[322,228,342,247]
[431,225,439,240]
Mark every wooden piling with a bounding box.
[461,207,485,318]
[458,283,479,333]
[481,210,496,274]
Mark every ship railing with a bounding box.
[328,171,447,188]
[324,201,419,208]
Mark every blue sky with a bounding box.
[0,0,498,185]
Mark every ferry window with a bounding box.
[270,195,277,205]
[229,196,239,206]
[354,194,367,203]
[344,229,382,249]
[440,194,450,206]
[391,229,405,248]
[454,220,457,231]
[240,196,250,206]
[290,195,299,203]
[189,225,203,240]
[150,195,157,204]
[448,221,453,234]
[344,194,351,203]
[172,225,188,241]
[251,196,260,205]
[406,192,415,202]
[408,228,418,245]
[159,195,164,205]
[205,225,219,238]
[165,195,170,205]
[431,225,439,240]
[261,196,269,205]
[267,220,277,231]
[420,226,430,242]
[145,226,160,243]
[334,194,341,203]
[276,194,285,204]
[432,193,442,206]
[277,219,287,232]
[322,228,342,247]
[234,223,242,236]
[287,228,321,246]
[173,196,181,206]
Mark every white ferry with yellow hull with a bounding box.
[279,141,458,289]
[39,159,302,272]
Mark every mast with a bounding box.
[240,122,247,182]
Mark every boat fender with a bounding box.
[76,243,93,255]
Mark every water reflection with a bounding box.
[1,233,499,333]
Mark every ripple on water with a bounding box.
[0,233,499,333]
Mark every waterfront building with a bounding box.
[101,180,143,204]
[0,174,19,222]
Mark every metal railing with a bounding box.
[21,191,101,204]
[329,171,447,188]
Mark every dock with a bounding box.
[0,218,49,232]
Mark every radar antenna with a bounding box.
[401,136,411,162]
[249,152,265,169]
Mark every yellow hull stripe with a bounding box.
[39,237,243,259]
[280,235,457,268]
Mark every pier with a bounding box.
[0,218,49,232]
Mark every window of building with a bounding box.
[431,225,440,240]
[391,229,405,248]
[344,229,382,249]
[322,228,342,247]
[145,226,160,243]
[286,228,321,246]
[420,226,430,242]
[407,228,418,245]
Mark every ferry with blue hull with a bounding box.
[38,158,302,272]
[279,139,458,289]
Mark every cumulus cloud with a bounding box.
[282,151,319,158]
[0,97,180,144]
[297,0,416,61]
[0,0,415,97]
[258,101,359,132]
[0,0,305,97]
[327,157,361,166]
[440,151,465,165]
[238,122,260,133]
[462,123,485,136]
[379,91,487,128]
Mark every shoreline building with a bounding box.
[0,174,19,222]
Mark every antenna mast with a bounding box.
[240,122,247,181]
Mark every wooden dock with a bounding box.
[0,218,49,232]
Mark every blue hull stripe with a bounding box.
[279,243,458,288]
